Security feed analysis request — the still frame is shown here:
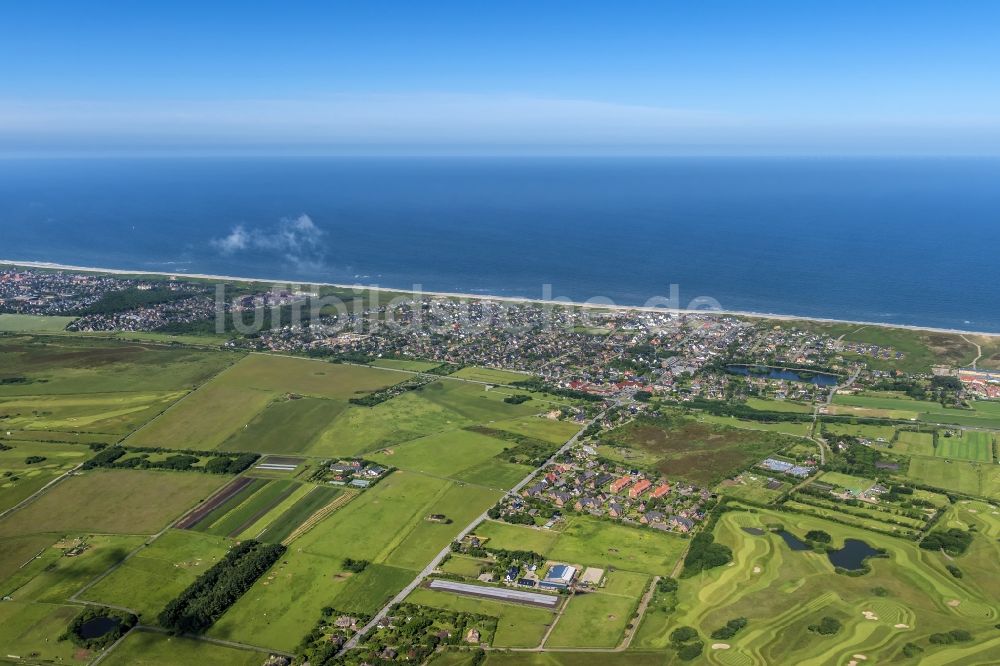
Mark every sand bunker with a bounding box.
[947,599,961,607]
[853,655,868,660]
[753,566,761,574]
[862,611,878,620]
[968,509,978,513]
[712,643,731,650]
[894,623,910,629]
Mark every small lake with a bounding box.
[726,365,839,386]
[742,527,765,536]
[776,530,812,551]
[78,616,120,639]
[828,539,881,570]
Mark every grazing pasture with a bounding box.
[0,390,185,435]
[0,469,225,537]
[0,602,81,663]
[0,335,240,396]
[83,530,231,621]
[101,630,265,666]
[490,416,580,444]
[328,563,417,614]
[893,430,935,456]
[0,441,89,512]
[549,516,686,576]
[833,393,1000,428]
[369,358,442,372]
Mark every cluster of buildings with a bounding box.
[958,368,1000,399]
[0,269,175,315]
[505,450,707,533]
[324,459,389,488]
[759,457,816,479]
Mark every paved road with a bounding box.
[339,412,604,653]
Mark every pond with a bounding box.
[776,530,811,551]
[827,539,881,570]
[742,527,765,536]
[78,616,120,639]
[726,364,839,386]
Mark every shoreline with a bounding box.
[3,258,999,338]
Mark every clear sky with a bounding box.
[3,0,1000,156]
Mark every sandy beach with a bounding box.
[3,258,999,338]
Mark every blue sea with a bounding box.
[2,156,999,331]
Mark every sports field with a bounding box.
[893,430,935,456]
[634,504,1000,662]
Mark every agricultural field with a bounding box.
[818,471,875,494]
[745,397,813,413]
[0,469,226,538]
[603,414,795,486]
[83,530,232,621]
[634,503,1000,663]
[696,412,813,437]
[717,472,790,504]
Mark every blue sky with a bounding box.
[2,1,1000,155]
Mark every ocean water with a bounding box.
[2,156,999,331]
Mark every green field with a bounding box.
[369,358,443,372]
[904,456,1000,499]
[892,430,935,456]
[745,397,814,413]
[696,413,813,437]
[0,441,90,512]
[328,562,416,614]
[0,314,76,332]
[219,395,347,454]
[129,354,399,450]
[449,366,529,384]
[474,516,685,576]
[0,469,225,538]
[490,416,581,444]
[310,377,547,457]
[83,529,232,621]
[381,429,514,479]
[935,430,995,462]
[0,335,241,396]
[822,422,897,441]
[818,471,875,493]
[833,393,1000,428]
[0,390,186,435]
[101,630,265,666]
[0,601,81,662]
[545,589,638,648]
